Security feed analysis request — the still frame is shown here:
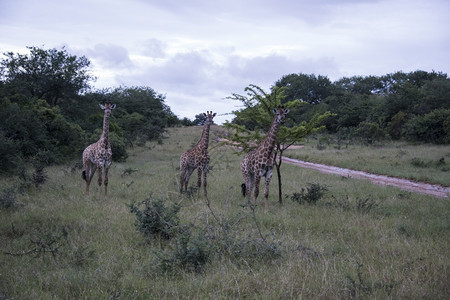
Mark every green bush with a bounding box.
[0,188,17,210]
[353,122,386,144]
[403,109,450,144]
[128,197,181,241]
[289,183,329,205]
[157,227,212,273]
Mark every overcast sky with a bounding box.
[1,0,449,123]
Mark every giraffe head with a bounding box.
[272,106,289,124]
[99,102,116,117]
[203,111,216,125]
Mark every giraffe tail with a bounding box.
[81,170,87,181]
[241,183,246,197]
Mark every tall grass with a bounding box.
[0,126,448,298]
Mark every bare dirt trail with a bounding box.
[282,156,450,198]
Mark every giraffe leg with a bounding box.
[84,163,90,196]
[263,168,274,212]
[97,166,103,199]
[180,159,188,192]
[184,166,195,192]
[84,162,96,196]
[180,168,186,193]
[242,171,253,205]
[104,166,109,199]
[197,167,202,197]
[202,166,208,198]
[246,178,253,203]
[253,175,261,206]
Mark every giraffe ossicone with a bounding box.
[82,102,116,199]
[180,111,216,198]
[241,106,289,211]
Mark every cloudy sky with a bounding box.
[1,0,449,123]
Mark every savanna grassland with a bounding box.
[1,125,449,299]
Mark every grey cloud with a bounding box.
[87,44,133,68]
[142,38,167,58]
[119,49,340,100]
[142,51,218,92]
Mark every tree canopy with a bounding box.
[0,46,94,107]
[275,71,450,144]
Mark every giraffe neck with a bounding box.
[259,116,280,153]
[100,112,110,145]
[197,121,211,150]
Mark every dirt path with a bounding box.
[282,156,450,199]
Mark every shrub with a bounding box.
[157,227,212,273]
[0,188,17,210]
[403,109,450,144]
[289,183,329,205]
[353,122,386,144]
[128,197,181,241]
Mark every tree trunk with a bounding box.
[274,150,284,204]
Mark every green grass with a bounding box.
[1,126,449,299]
[285,136,450,186]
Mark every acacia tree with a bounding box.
[223,84,332,203]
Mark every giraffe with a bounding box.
[241,106,289,211]
[180,111,216,198]
[82,102,116,199]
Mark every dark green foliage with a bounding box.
[0,98,52,169]
[193,113,207,125]
[128,197,181,240]
[108,86,174,145]
[387,111,408,140]
[0,46,94,107]
[179,117,195,126]
[289,183,329,205]
[158,227,212,273]
[353,122,386,144]
[403,109,450,144]
[109,131,128,162]
[273,70,449,144]
[275,73,332,105]
[0,188,17,210]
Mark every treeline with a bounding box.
[233,72,449,145]
[0,46,185,174]
[275,72,450,144]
